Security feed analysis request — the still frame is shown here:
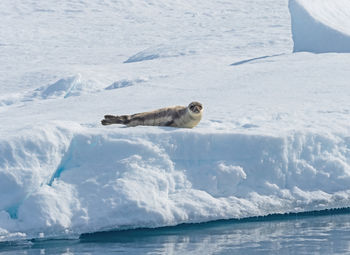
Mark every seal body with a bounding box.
[101,102,203,128]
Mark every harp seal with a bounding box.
[101,102,203,128]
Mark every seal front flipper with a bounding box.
[163,120,175,127]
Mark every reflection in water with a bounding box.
[1,211,350,254]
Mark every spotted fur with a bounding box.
[101,102,203,128]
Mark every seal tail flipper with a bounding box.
[101,115,130,125]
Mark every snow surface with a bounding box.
[1,0,350,241]
[289,0,350,53]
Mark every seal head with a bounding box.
[188,101,203,115]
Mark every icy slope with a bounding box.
[289,0,350,53]
[1,120,350,241]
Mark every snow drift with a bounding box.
[289,0,350,53]
[1,122,350,241]
[124,44,197,63]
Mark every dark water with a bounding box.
[1,209,350,255]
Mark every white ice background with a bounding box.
[1,0,350,241]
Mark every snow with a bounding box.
[1,0,350,242]
[289,0,350,53]
[124,43,197,63]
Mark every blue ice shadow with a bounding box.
[230,53,285,66]
[5,204,20,219]
[48,139,78,186]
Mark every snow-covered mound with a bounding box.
[0,75,147,107]
[1,122,350,241]
[32,74,100,99]
[0,75,99,106]
[289,0,350,53]
[124,44,197,63]
[105,78,146,90]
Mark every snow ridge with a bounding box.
[1,123,350,241]
[289,0,350,53]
